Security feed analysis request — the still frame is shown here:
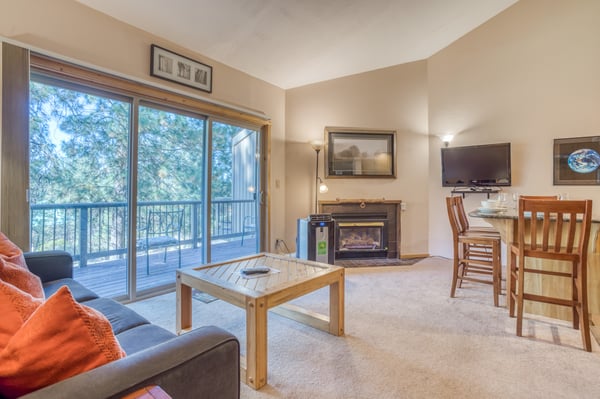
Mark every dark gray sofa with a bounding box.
[16,251,240,399]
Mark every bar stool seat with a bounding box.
[508,198,593,351]
[446,196,502,306]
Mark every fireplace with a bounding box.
[334,214,388,259]
[320,199,401,259]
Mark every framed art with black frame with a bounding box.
[553,136,600,185]
[150,44,212,93]
[325,127,396,178]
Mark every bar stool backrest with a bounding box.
[519,195,559,200]
[446,196,467,236]
[518,198,592,255]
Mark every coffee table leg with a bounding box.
[246,297,268,389]
[329,269,345,336]
[176,276,192,334]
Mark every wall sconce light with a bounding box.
[441,134,454,147]
[311,141,329,213]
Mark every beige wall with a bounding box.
[428,0,600,257]
[3,0,600,260]
[285,61,430,256]
[0,0,286,249]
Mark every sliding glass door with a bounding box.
[29,78,131,298]
[136,103,205,294]
[210,121,260,262]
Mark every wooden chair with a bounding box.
[508,198,593,351]
[519,195,559,200]
[446,197,502,306]
[454,195,500,236]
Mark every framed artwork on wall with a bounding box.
[325,127,396,178]
[553,136,600,185]
[150,44,212,93]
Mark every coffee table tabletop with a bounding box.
[176,252,345,389]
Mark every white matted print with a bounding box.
[150,44,212,93]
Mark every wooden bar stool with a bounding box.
[519,195,559,200]
[446,196,502,306]
[454,195,501,236]
[508,198,593,351]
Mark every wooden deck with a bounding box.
[74,237,257,298]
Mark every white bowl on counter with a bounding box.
[479,199,508,214]
[481,200,500,209]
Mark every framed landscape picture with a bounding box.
[150,44,212,93]
[325,127,396,178]
[553,136,600,185]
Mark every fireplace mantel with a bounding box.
[319,199,401,259]
[323,198,399,204]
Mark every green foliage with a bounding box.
[212,121,237,199]
[137,105,204,201]
[29,81,255,204]
[30,82,131,203]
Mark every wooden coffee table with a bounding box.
[176,253,345,390]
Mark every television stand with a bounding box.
[451,187,501,199]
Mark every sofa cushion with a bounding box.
[116,324,177,355]
[0,286,125,399]
[83,297,150,335]
[0,280,43,350]
[43,278,98,302]
[24,251,73,283]
[0,258,44,299]
[0,233,27,269]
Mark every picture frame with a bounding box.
[325,127,396,178]
[553,136,600,185]
[150,44,212,93]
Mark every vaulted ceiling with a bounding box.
[78,0,518,89]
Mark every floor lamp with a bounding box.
[311,141,328,214]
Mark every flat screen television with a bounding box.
[441,143,511,187]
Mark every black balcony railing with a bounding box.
[30,199,256,267]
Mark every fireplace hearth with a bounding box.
[320,199,401,259]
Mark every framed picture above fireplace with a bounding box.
[325,127,396,178]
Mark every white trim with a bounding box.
[0,36,270,121]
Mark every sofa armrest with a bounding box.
[24,251,73,282]
[19,326,240,399]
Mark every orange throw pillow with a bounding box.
[0,280,43,351]
[0,258,44,299]
[0,286,126,398]
[0,233,27,269]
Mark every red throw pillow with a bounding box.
[0,280,43,351]
[0,258,44,299]
[0,286,126,398]
[0,233,27,269]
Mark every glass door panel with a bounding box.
[29,79,131,298]
[210,121,260,262]
[136,104,205,293]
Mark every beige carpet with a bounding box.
[127,257,600,399]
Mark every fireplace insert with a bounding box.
[335,216,388,259]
